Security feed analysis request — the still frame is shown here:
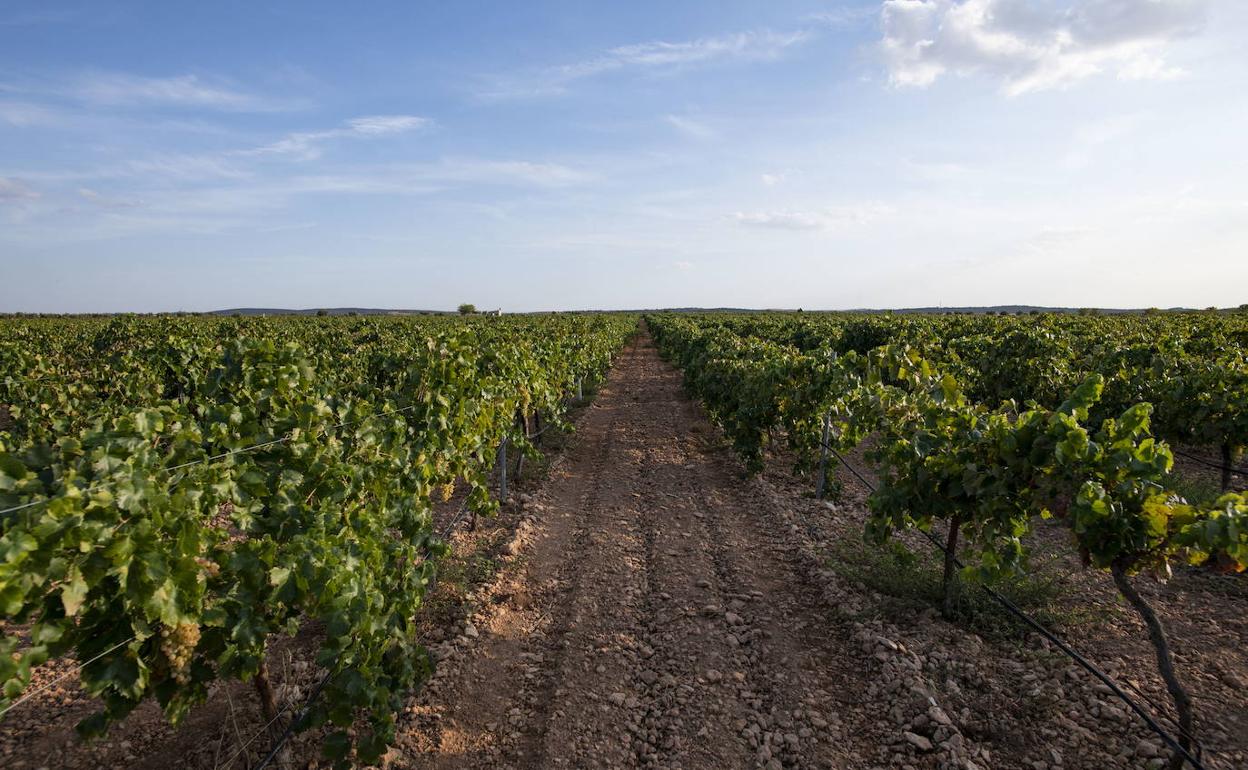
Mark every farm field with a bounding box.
[0,312,1245,769]
[7,2,1248,769]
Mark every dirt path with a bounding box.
[394,331,883,770]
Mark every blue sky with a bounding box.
[1,0,1245,312]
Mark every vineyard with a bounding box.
[0,313,636,766]
[645,310,1247,770]
[0,310,1245,769]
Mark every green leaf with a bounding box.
[62,566,89,616]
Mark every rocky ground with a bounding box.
[1,330,1244,769]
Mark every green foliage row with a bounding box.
[647,312,1247,584]
[648,310,1248,468]
[0,313,635,764]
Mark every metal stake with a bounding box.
[816,412,831,499]
[497,437,508,500]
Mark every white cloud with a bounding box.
[673,260,694,271]
[246,115,430,159]
[0,178,40,204]
[1,154,595,240]
[70,72,273,109]
[421,159,592,187]
[735,210,826,230]
[1062,113,1146,169]
[126,154,253,181]
[734,204,894,230]
[665,114,715,140]
[272,159,589,191]
[880,0,1207,95]
[482,29,809,98]
[805,6,880,27]
[346,115,428,135]
[593,30,808,70]
[78,188,140,209]
[0,100,62,127]
[0,177,39,202]
[761,172,788,186]
[1020,226,1093,254]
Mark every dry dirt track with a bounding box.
[394,331,886,770]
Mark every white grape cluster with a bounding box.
[160,622,200,685]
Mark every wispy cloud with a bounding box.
[279,159,592,191]
[0,100,65,127]
[126,153,253,181]
[481,28,810,98]
[734,204,893,230]
[1062,113,1147,170]
[1020,227,1094,255]
[67,72,281,110]
[664,114,715,140]
[880,0,1207,95]
[805,6,880,27]
[78,187,140,209]
[244,114,430,160]
[421,158,592,187]
[0,177,39,203]
[0,153,597,242]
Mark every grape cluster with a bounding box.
[439,481,455,502]
[160,622,200,684]
[194,556,221,578]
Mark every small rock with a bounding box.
[903,732,933,752]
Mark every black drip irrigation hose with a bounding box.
[251,668,332,770]
[1170,448,1248,479]
[823,444,1207,770]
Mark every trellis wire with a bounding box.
[822,442,1205,769]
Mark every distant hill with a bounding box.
[209,308,445,316]
[849,305,1147,315]
[204,305,1232,317]
[645,305,1184,315]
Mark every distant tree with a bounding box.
[458,303,477,315]
[1239,304,1248,313]
[1144,307,1161,315]
[347,311,359,317]
[1077,307,1100,316]
[316,309,328,316]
